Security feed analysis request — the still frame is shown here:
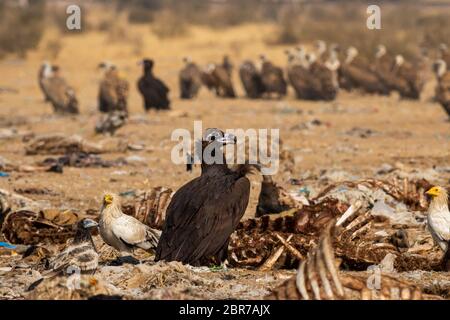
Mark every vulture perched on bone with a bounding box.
[98,62,129,114]
[339,47,389,95]
[179,57,202,99]
[200,63,236,98]
[239,60,265,99]
[137,58,170,111]
[433,59,450,119]
[259,55,287,98]
[156,128,251,266]
[39,63,79,114]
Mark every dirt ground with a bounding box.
[0,22,449,300]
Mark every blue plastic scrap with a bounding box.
[0,242,17,250]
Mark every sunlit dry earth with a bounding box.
[0,21,449,299]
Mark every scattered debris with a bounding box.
[40,152,127,169]
[1,209,81,245]
[25,134,131,155]
[95,111,128,136]
[345,127,378,138]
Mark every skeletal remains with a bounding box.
[266,220,441,300]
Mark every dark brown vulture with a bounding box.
[155,128,251,266]
[179,57,202,99]
[239,60,264,99]
[433,59,450,119]
[339,46,389,95]
[391,55,424,100]
[40,63,79,115]
[259,55,287,98]
[98,62,129,114]
[200,63,236,98]
[286,50,313,99]
[256,175,302,217]
[137,58,170,111]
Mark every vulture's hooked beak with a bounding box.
[83,219,99,229]
[103,194,113,205]
[425,187,440,198]
[218,132,237,145]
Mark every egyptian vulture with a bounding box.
[425,186,450,269]
[99,192,160,260]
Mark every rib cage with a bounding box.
[267,221,438,300]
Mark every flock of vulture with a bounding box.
[180,41,450,118]
[37,41,450,121]
[38,58,170,116]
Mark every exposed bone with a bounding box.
[296,259,310,299]
[336,201,362,227]
[321,225,344,297]
[275,233,304,260]
[258,234,293,271]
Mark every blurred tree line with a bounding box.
[0,0,46,58]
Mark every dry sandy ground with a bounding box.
[0,23,449,299]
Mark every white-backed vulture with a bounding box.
[200,63,236,98]
[339,46,389,95]
[179,57,202,99]
[98,62,129,114]
[40,63,79,115]
[391,55,424,100]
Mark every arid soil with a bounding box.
[0,23,449,300]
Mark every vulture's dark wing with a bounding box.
[156,175,250,264]
[154,78,170,94]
